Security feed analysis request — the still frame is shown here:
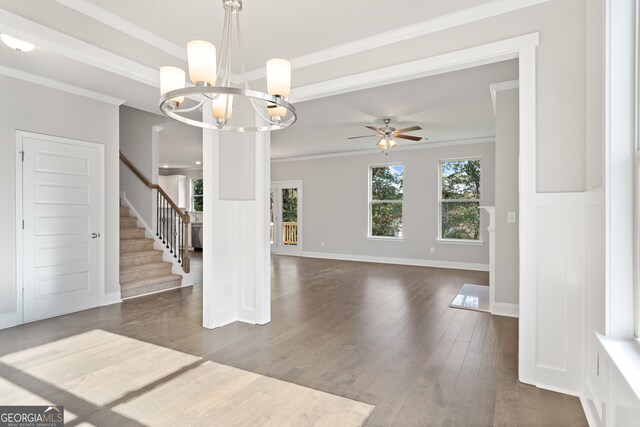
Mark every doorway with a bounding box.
[16,131,105,323]
[270,181,302,256]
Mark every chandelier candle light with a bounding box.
[159,0,296,132]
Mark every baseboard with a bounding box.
[301,251,489,272]
[492,302,519,318]
[535,366,582,397]
[0,312,18,330]
[122,283,193,301]
[102,291,122,306]
[580,395,602,427]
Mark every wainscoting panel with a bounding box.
[212,201,263,326]
[534,193,585,395]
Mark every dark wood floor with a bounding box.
[0,256,587,426]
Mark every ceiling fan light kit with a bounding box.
[159,0,297,132]
[349,118,423,153]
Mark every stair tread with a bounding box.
[119,250,162,259]
[120,262,172,273]
[120,274,182,287]
[120,238,153,244]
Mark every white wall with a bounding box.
[271,142,495,268]
[494,88,519,305]
[0,75,120,319]
[119,106,166,226]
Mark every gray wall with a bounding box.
[283,0,589,193]
[0,75,120,316]
[585,0,605,191]
[119,106,166,226]
[494,89,520,305]
[271,142,495,266]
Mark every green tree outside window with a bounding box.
[370,165,403,237]
[192,179,203,212]
[440,160,481,240]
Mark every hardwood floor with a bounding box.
[0,255,587,426]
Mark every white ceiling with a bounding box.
[272,60,518,159]
[0,1,529,162]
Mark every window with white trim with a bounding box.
[635,0,640,340]
[635,148,640,339]
[369,164,403,238]
[192,178,203,212]
[439,159,481,241]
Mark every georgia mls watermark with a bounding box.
[0,406,63,427]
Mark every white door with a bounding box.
[270,181,302,256]
[20,133,103,322]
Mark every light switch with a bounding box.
[507,211,516,223]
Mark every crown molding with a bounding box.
[0,8,159,87]
[490,79,520,114]
[289,34,536,104]
[0,65,125,105]
[271,137,495,163]
[244,0,551,82]
[53,0,187,61]
[0,1,543,105]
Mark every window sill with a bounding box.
[367,236,404,242]
[596,333,640,401]
[437,239,484,245]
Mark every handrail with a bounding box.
[119,151,189,223]
[119,151,190,273]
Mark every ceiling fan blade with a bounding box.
[393,126,422,134]
[365,125,383,134]
[394,134,423,141]
[347,135,377,140]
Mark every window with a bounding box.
[633,0,640,343]
[192,178,203,212]
[439,159,481,241]
[635,0,640,340]
[369,164,403,238]
[636,146,640,339]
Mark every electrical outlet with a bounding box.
[507,211,517,223]
[224,286,231,298]
[320,241,325,248]
[430,247,435,254]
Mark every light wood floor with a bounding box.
[0,256,587,426]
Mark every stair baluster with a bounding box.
[119,151,191,274]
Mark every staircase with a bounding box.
[120,205,182,299]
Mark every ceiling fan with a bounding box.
[348,118,425,151]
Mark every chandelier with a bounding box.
[158,0,296,132]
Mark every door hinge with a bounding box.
[22,220,24,229]
[20,151,24,162]
[22,288,24,298]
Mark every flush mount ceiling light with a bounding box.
[1,34,35,52]
[159,0,296,132]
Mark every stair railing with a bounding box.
[119,151,190,273]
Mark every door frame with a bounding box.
[270,180,303,256]
[15,130,106,324]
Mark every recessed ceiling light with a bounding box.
[195,161,202,165]
[1,34,35,52]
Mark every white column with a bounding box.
[202,102,271,329]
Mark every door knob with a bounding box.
[91,233,100,239]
